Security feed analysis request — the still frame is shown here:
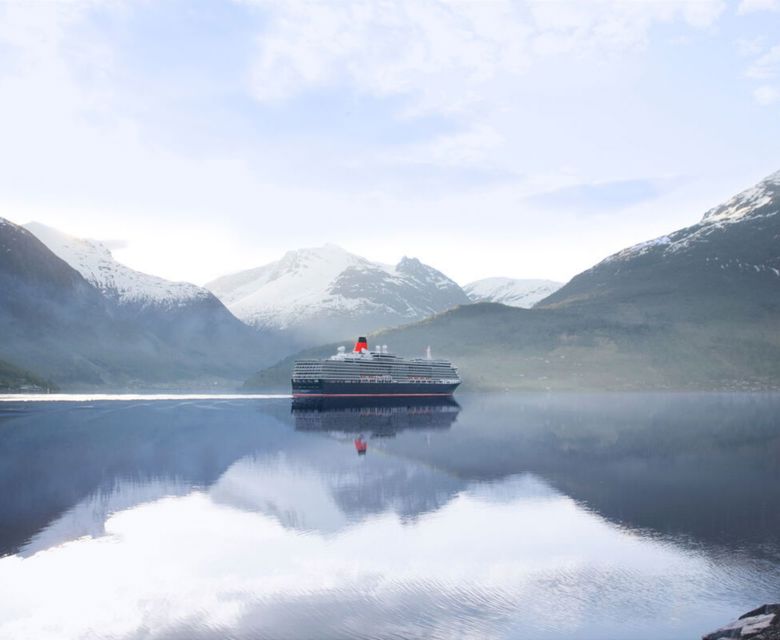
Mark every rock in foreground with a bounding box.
[703,605,780,640]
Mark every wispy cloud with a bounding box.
[524,179,672,214]
[754,84,780,104]
[738,0,780,14]
[742,42,780,106]
[245,0,726,118]
[747,44,780,79]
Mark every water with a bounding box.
[0,393,778,639]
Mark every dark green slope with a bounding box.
[248,171,780,391]
[247,302,779,391]
[0,359,57,392]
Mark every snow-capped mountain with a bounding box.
[464,277,563,308]
[206,244,470,344]
[600,169,780,267]
[24,222,210,307]
[1,218,285,387]
[541,169,780,319]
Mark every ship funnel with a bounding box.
[354,336,368,353]
[426,345,432,360]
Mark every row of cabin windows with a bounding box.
[319,363,454,372]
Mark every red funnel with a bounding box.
[353,336,368,353]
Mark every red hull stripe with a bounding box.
[292,393,454,398]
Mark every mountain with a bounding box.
[1,218,283,388]
[206,244,471,347]
[539,169,780,321]
[24,222,210,307]
[248,171,780,391]
[0,217,113,384]
[464,277,563,308]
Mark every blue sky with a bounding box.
[0,0,778,284]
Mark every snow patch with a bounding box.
[702,169,780,224]
[603,170,780,266]
[464,277,563,308]
[604,235,672,263]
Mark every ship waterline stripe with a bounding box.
[292,393,456,398]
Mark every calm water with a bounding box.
[0,393,778,639]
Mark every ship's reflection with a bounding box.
[291,396,460,437]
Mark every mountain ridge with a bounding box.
[24,222,212,307]
[206,244,471,346]
[539,169,780,319]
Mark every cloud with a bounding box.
[747,44,780,79]
[245,0,726,116]
[524,178,668,213]
[754,84,780,104]
[246,0,530,116]
[390,123,506,169]
[744,43,780,104]
[737,0,780,13]
[736,36,765,57]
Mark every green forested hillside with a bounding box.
[0,359,57,392]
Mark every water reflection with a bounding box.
[0,394,778,639]
[291,396,460,437]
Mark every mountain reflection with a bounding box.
[1,394,779,559]
[1,394,779,638]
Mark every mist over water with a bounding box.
[0,394,778,639]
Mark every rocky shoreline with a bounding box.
[703,605,780,640]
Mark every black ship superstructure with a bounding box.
[292,337,461,397]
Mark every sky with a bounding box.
[0,0,778,286]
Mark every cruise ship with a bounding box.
[291,337,461,397]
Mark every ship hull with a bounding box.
[291,380,460,397]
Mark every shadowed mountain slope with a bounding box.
[0,218,282,388]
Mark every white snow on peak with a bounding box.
[206,245,371,328]
[464,277,563,308]
[24,222,210,305]
[206,244,464,330]
[603,235,673,263]
[604,170,780,265]
[701,169,780,224]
